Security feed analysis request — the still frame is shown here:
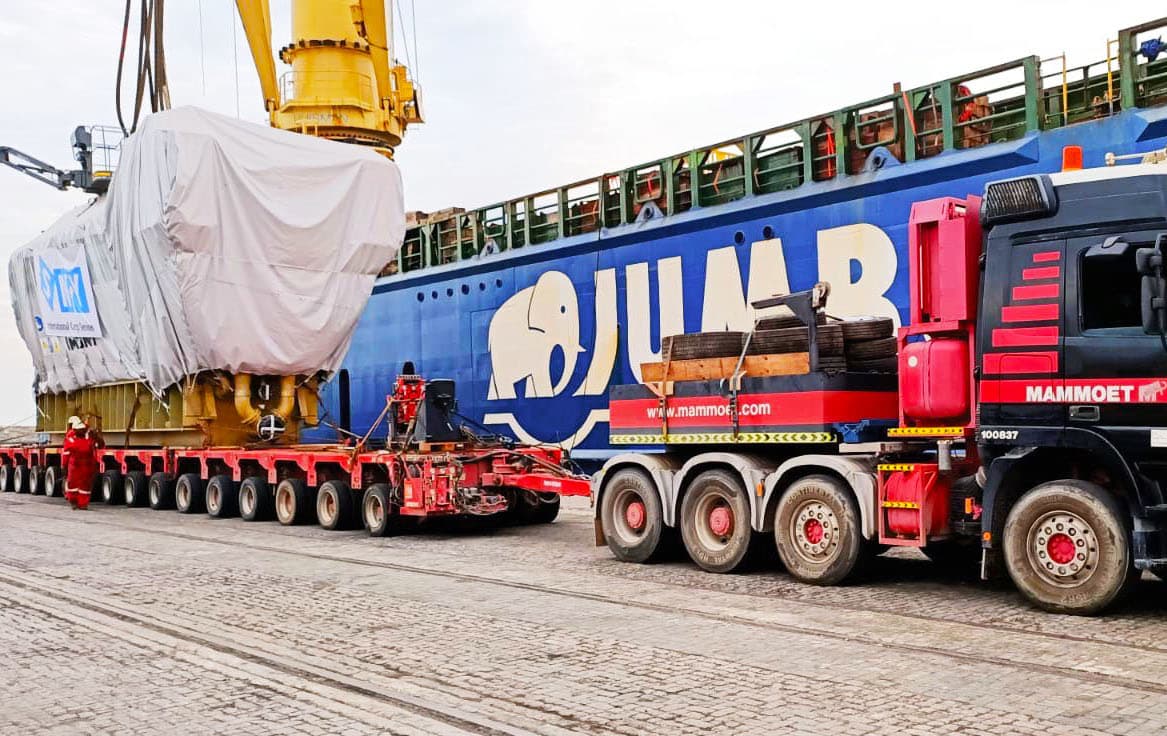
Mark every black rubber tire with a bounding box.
[316,480,356,530]
[921,538,982,577]
[847,356,899,373]
[814,356,849,372]
[148,473,176,510]
[205,474,239,518]
[839,317,894,342]
[30,466,46,495]
[531,494,561,524]
[0,464,12,492]
[514,491,561,525]
[774,474,866,586]
[600,468,665,563]
[662,332,744,360]
[747,323,844,357]
[238,477,273,522]
[275,478,314,526]
[175,473,205,514]
[98,470,123,505]
[363,483,400,536]
[679,469,753,574]
[99,470,123,505]
[1003,480,1138,616]
[13,464,29,494]
[124,470,149,507]
[43,466,63,498]
[845,336,897,360]
[755,313,826,331]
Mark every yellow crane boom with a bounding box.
[234,0,422,156]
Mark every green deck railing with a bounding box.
[384,17,1167,277]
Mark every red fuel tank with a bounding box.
[899,338,970,421]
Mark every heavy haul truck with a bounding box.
[594,149,1167,615]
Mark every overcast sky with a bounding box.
[0,0,1157,424]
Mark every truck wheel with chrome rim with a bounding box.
[600,468,664,563]
[680,469,753,573]
[774,474,865,585]
[123,470,149,507]
[1003,480,1136,615]
[239,477,273,521]
[0,464,12,492]
[275,478,313,525]
[175,473,205,514]
[205,474,238,518]
[316,480,356,530]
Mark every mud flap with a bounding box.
[594,517,606,546]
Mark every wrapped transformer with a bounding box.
[8,107,405,445]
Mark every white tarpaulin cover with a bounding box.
[9,106,405,395]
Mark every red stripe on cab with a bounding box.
[1002,303,1059,322]
[982,351,1058,375]
[1012,284,1059,300]
[1032,251,1061,263]
[1022,266,1060,280]
[992,326,1059,347]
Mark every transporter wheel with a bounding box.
[774,474,865,586]
[175,473,205,514]
[599,468,665,563]
[205,474,239,518]
[316,480,356,531]
[680,470,753,573]
[239,477,273,522]
[275,478,313,526]
[148,473,176,510]
[0,463,12,492]
[123,471,149,507]
[30,466,46,496]
[531,494,560,524]
[363,483,401,537]
[43,466,63,498]
[100,470,124,505]
[1003,480,1137,616]
[514,491,561,525]
[13,464,29,494]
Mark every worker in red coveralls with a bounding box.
[62,416,103,510]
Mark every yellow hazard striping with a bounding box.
[887,426,967,437]
[877,463,916,472]
[881,501,920,509]
[611,431,836,445]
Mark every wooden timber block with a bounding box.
[640,353,809,383]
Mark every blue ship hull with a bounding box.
[308,108,1167,459]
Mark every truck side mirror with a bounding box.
[1138,235,1167,337]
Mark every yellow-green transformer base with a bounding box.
[36,373,322,447]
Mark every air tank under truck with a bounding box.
[595,149,1167,615]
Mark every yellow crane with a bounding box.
[234,0,423,157]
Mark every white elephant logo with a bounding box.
[488,271,586,400]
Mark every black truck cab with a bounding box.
[976,163,1167,577]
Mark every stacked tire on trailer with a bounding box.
[660,314,897,374]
